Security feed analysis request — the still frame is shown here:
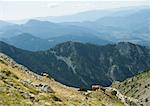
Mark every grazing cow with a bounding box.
[41,73,49,77]
[92,85,106,92]
[92,85,101,91]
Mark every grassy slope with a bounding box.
[112,70,150,106]
[0,53,124,106]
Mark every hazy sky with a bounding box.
[0,0,149,21]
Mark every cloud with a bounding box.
[73,2,92,7]
[47,3,61,8]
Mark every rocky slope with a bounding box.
[112,70,150,106]
[0,41,150,88]
[0,52,129,106]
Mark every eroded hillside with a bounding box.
[0,53,126,106]
[112,70,150,106]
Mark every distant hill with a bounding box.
[48,34,110,46]
[36,9,113,22]
[112,70,150,106]
[2,33,52,51]
[0,20,13,28]
[1,33,110,51]
[35,6,148,23]
[0,41,150,88]
[62,9,150,46]
[0,19,100,39]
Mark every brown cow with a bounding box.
[92,85,101,91]
[92,85,106,92]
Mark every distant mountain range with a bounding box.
[11,5,148,23]
[0,19,100,39]
[64,9,150,45]
[0,41,150,88]
[0,7,149,50]
[1,33,110,51]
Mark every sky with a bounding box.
[0,0,149,21]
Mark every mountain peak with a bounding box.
[14,33,35,38]
[115,42,144,56]
[116,42,136,48]
[26,19,40,24]
[54,41,81,50]
[117,42,133,45]
[25,19,54,26]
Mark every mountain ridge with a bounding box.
[0,41,150,88]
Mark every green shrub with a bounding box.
[102,104,105,106]
[145,98,148,102]
[52,95,61,102]
[145,85,148,88]
[78,86,87,92]
[111,90,117,96]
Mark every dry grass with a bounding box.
[0,53,124,106]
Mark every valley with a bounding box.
[0,4,149,106]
